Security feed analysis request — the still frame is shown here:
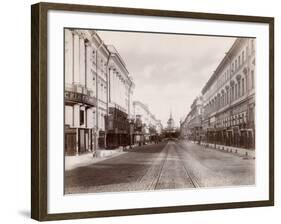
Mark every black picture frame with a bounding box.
[31,2,274,221]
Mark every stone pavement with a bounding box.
[65,140,255,194]
[65,144,154,171]
[199,142,255,159]
[65,149,127,171]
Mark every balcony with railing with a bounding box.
[65,83,97,106]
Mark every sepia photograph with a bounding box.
[30,2,274,220]
[64,28,256,194]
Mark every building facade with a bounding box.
[106,45,134,148]
[64,29,98,155]
[201,38,256,149]
[132,101,162,145]
[180,96,203,142]
[180,114,192,139]
[180,38,255,149]
[155,120,163,136]
[64,29,134,155]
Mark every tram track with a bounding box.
[153,141,199,189]
[134,141,170,191]
[174,142,200,188]
[153,143,170,190]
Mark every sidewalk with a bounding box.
[65,142,163,171]
[196,141,255,159]
[65,148,126,171]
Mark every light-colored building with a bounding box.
[64,29,134,155]
[180,38,255,149]
[155,120,163,135]
[106,45,135,148]
[133,101,162,144]
[201,38,256,148]
[180,113,192,139]
[180,96,203,141]
[64,29,103,155]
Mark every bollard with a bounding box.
[242,151,249,160]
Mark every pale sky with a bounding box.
[97,30,235,127]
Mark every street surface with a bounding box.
[65,140,255,194]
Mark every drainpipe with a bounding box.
[225,51,232,144]
[104,51,112,149]
[105,52,112,113]
[92,31,104,153]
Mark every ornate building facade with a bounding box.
[64,29,134,155]
[132,101,162,145]
[106,45,135,148]
[201,38,255,149]
[180,96,203,141]
[181,38,255,149]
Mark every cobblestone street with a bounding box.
[65,140,255,194]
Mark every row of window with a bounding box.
[91,50,107,71]
[205,70,254,115]
[208,39,255,98]
[79,108,106,130]
[215,112,247,128]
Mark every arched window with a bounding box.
[235,84,238,99]
[238,80,241,98]
[251,70,255,89]
[242,78,245,96]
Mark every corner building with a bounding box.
[64,29,134,155]
[64,29,100,155]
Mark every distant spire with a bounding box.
[169,108,172,119]
[167,108,175,130]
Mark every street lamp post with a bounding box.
[214,124,217,149]
[92,126,97,157]
[129,119,134,149]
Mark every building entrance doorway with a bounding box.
[65,133,76,155]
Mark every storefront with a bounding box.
[105,107,130,149]
[65,126,93,156]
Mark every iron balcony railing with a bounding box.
[65,83,96,106]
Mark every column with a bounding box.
[108,68,112,103]
[116,72,119,104]
[75,128,79,155]
[92,108,97,151]
[65,29,73,84]
[85,42,93,92]
[73,32,80,85]
[113,71,117,104]
[119,76,122,107]
[73,104,80,127]
[113,70,116,103]
[123,80,126,109]
[74,104,80,154]
[87,107,93,128]
[79,36,86,87]
[117,73,120,105]
[119,77,122,108]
